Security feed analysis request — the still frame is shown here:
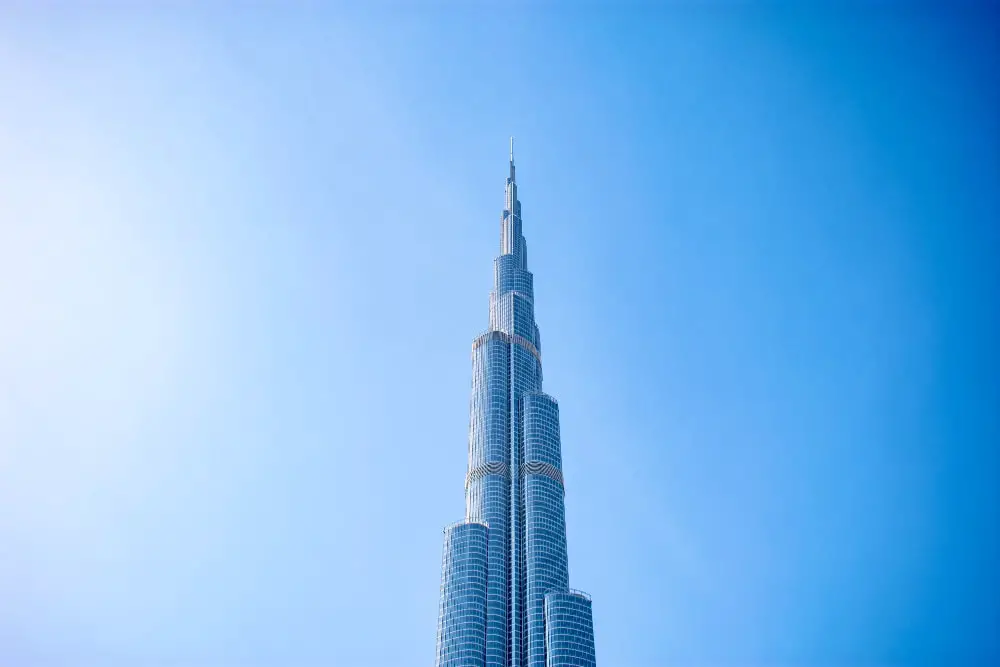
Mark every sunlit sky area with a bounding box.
[1,2,998,666]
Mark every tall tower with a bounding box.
[435,143,597,667]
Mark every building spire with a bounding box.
[501,138,521,261]
[509,136,515,182]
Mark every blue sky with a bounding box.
[1,2,998,666]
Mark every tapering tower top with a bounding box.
[500,139,526,268]
[509,136,516,183]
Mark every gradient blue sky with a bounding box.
[1,2,998,666]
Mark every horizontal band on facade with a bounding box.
[521,460,564,486]
[465,461,511,487]
[511,334,541,362]
[471,330,509,350]
[564,588,592,602]
[466,460,563,488]
[470,329,541,364]
[441,519,489,533]
[496,288,534,304]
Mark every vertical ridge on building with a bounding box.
[436,147,597,667]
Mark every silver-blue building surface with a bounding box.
[436,144,597,667]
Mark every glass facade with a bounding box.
[544,591,596,667]
[436,147,596,667]
[436,521,490,667]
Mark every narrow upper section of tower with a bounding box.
[504,137,518,215]
[509,135,516,184]
[501,138,527,268]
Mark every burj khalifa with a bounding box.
[435,143,597,667]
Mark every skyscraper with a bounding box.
[435,143,597,667]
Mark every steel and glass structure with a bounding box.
[435,143,596,667]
